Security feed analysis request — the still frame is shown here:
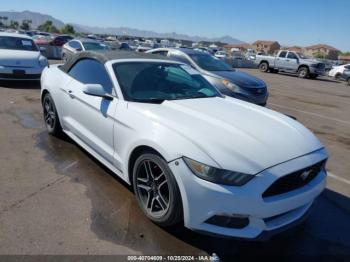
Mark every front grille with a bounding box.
[246,87,266,96]
[262,160,326,198]
[316,63,325,69]
[0,73,41,80]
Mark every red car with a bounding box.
[50,35,74,47]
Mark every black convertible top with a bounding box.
[60,50,174,73]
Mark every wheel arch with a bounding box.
[127,145,166,187]
[298,64,309,71]
[259,60,269,66]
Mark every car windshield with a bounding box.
[83,42,108,51]
[113,62,221,103]
[0,36,38,51]
[189,53,232,71]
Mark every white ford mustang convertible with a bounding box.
[41,51,328,240]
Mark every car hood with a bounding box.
[206,70,266,88]
[0,50,40,68]
[130,97,323,174]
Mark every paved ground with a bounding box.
[0,66,350,261]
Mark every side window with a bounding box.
[69,41,82,50]
[345,65,350,70]
[279,51,287,58]
[287,52,297,59]
[152,50,168,56]
[278,51,287,58]
[68,59,113,94]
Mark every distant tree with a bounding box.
[20,19,32,30]
[37,20,59,33]
[313,52,325,59]
[340,51,350,56]
[60,24,75,34]
[9,20,19,29]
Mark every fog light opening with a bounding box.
[205,214,249,229]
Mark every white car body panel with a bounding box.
[0,32,48,80]
[41,56,327,239]
[328,63,350,77]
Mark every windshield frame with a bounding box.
[112,60,222,103]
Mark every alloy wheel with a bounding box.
[43,96,56,129]
[135,160,170,218]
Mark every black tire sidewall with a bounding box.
[132,153,182,226]
[43,93,62,135]
[259,62,268,72]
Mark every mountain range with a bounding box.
[0,10,245,44]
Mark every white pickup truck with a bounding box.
[255,50,326,79]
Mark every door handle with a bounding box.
[67,90,75,98]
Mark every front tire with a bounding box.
[133,153,183,226]
[259,62,269,72]
[335,73,342,80]
[347,78,350,86]
[42,93,62,136]
[298,66,309,78]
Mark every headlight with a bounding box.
[183,157,254,186]
[39,56,48,67]
[222,79,240,92]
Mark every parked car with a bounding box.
[0,32,48,80]
[49,35,74,47]
[214,51,227,59]
[61,39,109,62]
[146,48,268,106]
[255,50,326,79]
[328,63,350,79]
[41,50,328,239]
[337,70,350,85]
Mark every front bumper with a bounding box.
[0,66,44,80]
[309,67,326,76]
[169,148,327,239]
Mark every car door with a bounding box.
[285,52,299,72]
[275,51,288,70]
[64,58,118,166]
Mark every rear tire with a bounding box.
[335,73,342,80]
[259,62,269,72]
[42,93,62,136]
[298,66,309,78]
[132,152,183,226]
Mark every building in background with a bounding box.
[252,40,280,54]
[304,44,340,60]
[223,43,252,53]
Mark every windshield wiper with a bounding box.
[133,98,165,104]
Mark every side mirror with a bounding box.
[83,84,113,100]
[76,48,83,51]
[39,46,46,52]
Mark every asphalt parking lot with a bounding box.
[0,64,350,260]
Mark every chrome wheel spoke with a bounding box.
[158,179,167,189]
[144,161,154,179]
[156,194,168,210]
[137,183,151,192]
[136,159,170,217]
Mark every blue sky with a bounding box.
[1,0,350,51]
